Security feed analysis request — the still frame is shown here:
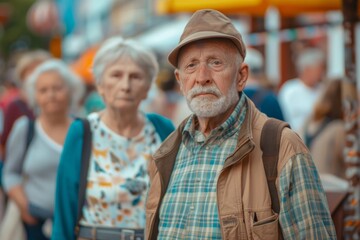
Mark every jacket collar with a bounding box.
[223,97,255,168]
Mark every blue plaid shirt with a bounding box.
[279,153,337,239]
[158,95,247,239]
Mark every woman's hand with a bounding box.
[8,185,38,225]
[21,209,38,225]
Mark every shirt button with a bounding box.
[190,206,194,211]
[196,178,201,183]
[205,146,210,150]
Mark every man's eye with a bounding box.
[186,63,196,69]
[211,60,222,65]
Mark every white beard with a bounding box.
[185,81,239,118]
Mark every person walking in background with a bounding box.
[244,48,284,120]
[2,59,84,240]
[52,37,174,240]
[278,48,325,132]
[146,9,336,240]
[301,79,346,179]
[0,68,21,122]
[0,50,52,159]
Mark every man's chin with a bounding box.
[190,105,225,118]
[191,94,217,101]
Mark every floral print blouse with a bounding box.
[80,112,161,228]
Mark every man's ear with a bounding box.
[175,69,183,90]
[237,63,249,92]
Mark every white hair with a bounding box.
[296,48,325,73]
[25,59,85,114]
[92,36,159,85]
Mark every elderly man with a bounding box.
[146,9,336,240]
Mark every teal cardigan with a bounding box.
[52,113,175,240]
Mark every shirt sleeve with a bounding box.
[278,153,337,239]
[52,120,83,240]
[2,116,28,192]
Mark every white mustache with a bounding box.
[188,86,222,99]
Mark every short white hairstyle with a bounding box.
[296,48,325,73]
[25,59,85,114]
[92,36,159,85]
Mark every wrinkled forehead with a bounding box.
[177,38,239,64]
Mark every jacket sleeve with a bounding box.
[2,117,28,192]
[52,120,84,240]
[278,153,337,239]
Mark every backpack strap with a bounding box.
[25,119,35,152]
[75,118,92,235]
[19,118,35,174]
[260,118,289,239]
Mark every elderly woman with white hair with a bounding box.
[2,59,85,240]
[52,37,174,240]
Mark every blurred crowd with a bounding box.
[0,34,345,239]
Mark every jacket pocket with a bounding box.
[221,215,247,240]
[251,213,278,240]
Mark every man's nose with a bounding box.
[196,63,212,85]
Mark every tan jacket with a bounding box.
[146,100,310,240]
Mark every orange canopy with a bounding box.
[157,0,344,17]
